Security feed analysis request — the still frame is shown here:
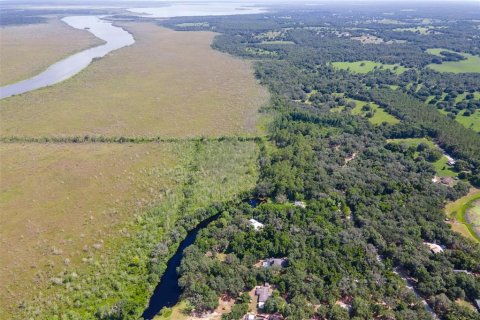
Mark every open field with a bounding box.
[332,61,407,74]
[1,140,260,318]
[445,188,480,242]
[0,18,102,86]
[349,99,400,125]
[455,109,480,132]
[426,48,480,73]
[0,142,178,316]
[387,138,457,177]
[0,23,269,138]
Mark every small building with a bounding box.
[255,284,272,309]
[294,201,306,208]
[475,299,480,312]
[262,258,287,268]
[244,314,255,320]
[445,154,456,166]
[424,242,444,254]
[249,219,264,231]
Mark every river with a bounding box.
[0,16,134,100]
[141,214,219,320]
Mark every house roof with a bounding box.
[255,285,271,303]
[424,242,444,253]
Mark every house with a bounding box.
[445,154,456,166]
[249,219,264,231]
[424,242,444,254]
[255,284,272,308]
[262,258,287,268]
[294,201,306,208]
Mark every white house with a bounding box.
[249,219,264,231]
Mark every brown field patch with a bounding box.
[0,18,102,86]
[0,22,269,137]
[0,142,178,315]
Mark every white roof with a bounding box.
[249,219,264,230]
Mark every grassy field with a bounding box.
[387,138,457,177]
[0,142,178,316]
[349,99,400,125]
[426,48,480,73]
[393,26,431,35]
[1,140,260,318]
[0,18,102,86]
[445,188,480,242]
[386,138,435,148]
[332,61,407,74]
[0,23,269,138]
[455,109,480,132]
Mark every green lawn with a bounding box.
[445,189,480,242]
[426,48,480,73]
[394,26,430,35]
[332,61,407,74]
[456,109,480,132]
[387,138,457,177]
[433,155,457,177]
[387,138,435,148]
[349,99,400,124]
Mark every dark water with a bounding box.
[0,16,134,99]
[141,214,219,320]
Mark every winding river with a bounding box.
[141,214,220,320]
[0,16,134,100]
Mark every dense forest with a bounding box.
[157,3,480,320]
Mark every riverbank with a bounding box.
[445,188,480,242]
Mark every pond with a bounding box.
[0,16,134,99]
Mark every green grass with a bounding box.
[426,48,480,73]
[349,99,400,125]
[455,110,480,132]
[387,138,457,177]
[387,138,435,148]
[393,26,430,35]
[433,156,457,177]
[445,189,480,242]
[332,61,407,74]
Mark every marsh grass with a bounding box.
[8,140,260,319]
[0,23,269,138]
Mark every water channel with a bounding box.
[0,16,134,99]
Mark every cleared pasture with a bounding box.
[0,23,269,138]
[426,48,480,73]
[387,138,457,177]
[332,61,407,74]
[0,18,102,86]
[349,99,400,125]
[445,188,480,242]
[455,110,480,132]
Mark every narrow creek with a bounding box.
[141,213,220,320]
[0,16,134,99]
